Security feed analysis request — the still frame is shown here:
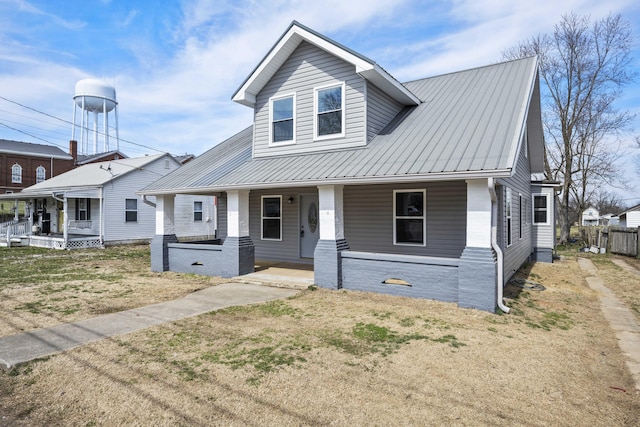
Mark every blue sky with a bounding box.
[1,0,639,201]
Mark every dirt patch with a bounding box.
[0,248,639,425]
[0,246,226,337]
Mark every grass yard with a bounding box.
[0,245,639,425]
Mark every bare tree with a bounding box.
[503,13,635,243]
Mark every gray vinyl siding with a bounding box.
[173,195,216,239]
[343,181,466,258]
[498,136,532,280]
[249,187,311,262]
[103,156,181,243]
[367,83,404,142]
[253,41,366,157]
[217,193,227,239]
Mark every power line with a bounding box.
[0,95,167,154]
[0,121,67,149]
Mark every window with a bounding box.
[11,164,22,184]
[261,196,281,240]
[270,94,295,144]
[315,83,344,139]
[75,198,91,220]
[36,166,46,183]
[194,201,203,221]
[393,190,426,246]
[125,198,138,222]
[533,194,549,225]
[518,194,523,240]
[506,188,512,246]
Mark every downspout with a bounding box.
[142,195,156,208]
[488,178,510,314]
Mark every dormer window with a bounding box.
[270,93,295,145]
[315,82,344,139]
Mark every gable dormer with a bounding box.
[232,21,420,158]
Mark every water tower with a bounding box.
[72,79,119,155]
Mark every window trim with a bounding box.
[11,163,22,184]
[75,198,91,221]
[313,82,345,141]
[193,201,203,222]
[261,195,282,241]
[393,189,426,247]
[518,193,523,240]
[125,198,138,223]
[35,166,46,183]
[269,93,296,146]
[506,188,513,247]
[532,193,550,225]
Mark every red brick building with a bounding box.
[0,139,75,194]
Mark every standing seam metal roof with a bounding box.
[141,56,538,194]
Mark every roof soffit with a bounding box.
[232,21,420,107]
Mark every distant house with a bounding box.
[140,21,556,313]
[582,207,600,226]
[0,139,75,194]
[76,150,128,165]
[0,154,215,249]
[599,213,619,226]
[619,204,640,228]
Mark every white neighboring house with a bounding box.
[581,207,600,226]
[0,153,215,249]
[619,204,640,228]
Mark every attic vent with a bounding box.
[382,278,412,287]
[164,159,170,169]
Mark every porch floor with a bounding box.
[238,260,314,289]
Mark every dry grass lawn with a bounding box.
[0,245,639,426]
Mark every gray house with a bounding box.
[141,21,555,312]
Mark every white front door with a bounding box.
[300,194,320,258]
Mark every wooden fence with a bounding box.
[589,227,639,258]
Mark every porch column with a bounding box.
[314,185,349,289]
[458,179,497,312]
[13,199,19,221]
[222,190,254,277]
[63,196,68,248]
[151,195,177,272]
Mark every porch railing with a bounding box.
[0,219,30,244]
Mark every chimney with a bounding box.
[69,140,78,164]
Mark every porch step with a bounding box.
[233,274,314,290]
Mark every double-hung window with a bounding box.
[76,198,91,220]
[125,198,138,222]
[11,164,22,184]
[533,194,549,225]
[193,201,203,221]
[393,190,426,246]
[270,94,295,144]
[261,196,281,240]
[315,83,344,139]
[36,166,46,183]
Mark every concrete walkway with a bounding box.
[577,257,640,391]
[0,283,299,371]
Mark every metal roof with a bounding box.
[0,139,72,160]
[142,56,539,195]
[20,153,171,194]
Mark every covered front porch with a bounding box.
[150,180,503,312]
[0,189,104,250]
